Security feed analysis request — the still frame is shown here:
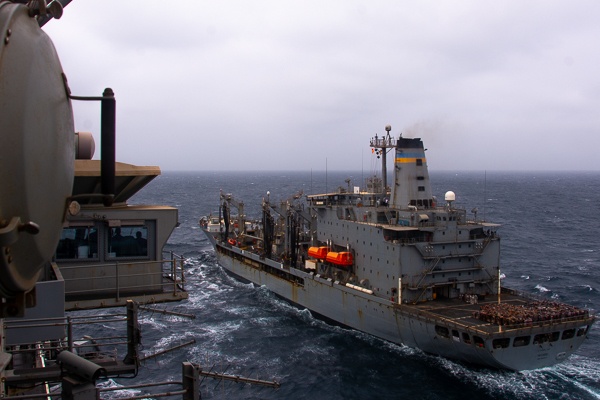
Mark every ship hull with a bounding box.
[212,240,591,371]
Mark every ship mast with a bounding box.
[370,124,395,195]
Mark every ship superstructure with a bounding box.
[310,132,501,306]
[201,126,595,371]
[56,145,188,311]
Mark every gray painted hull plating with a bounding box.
[213,241,589,371]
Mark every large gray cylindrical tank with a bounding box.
[0,3,74,297]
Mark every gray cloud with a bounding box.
[45,0,600,171]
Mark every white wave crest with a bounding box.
[535,284,550,293]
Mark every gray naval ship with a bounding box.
[201,126,595,371]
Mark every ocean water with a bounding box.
[93,171,599,399]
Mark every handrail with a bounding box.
[60,252,186,301]
[4,312,129,356]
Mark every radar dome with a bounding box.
[445,191,456,202]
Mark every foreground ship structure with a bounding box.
[2,2,281,398]
[201,126,595,371]
[0,2,197,398]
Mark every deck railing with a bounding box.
[4,303,137,357]
[59,251,186,301]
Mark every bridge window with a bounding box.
[108,225,149,258]
[416,159,423,166]
[56,226,98,260]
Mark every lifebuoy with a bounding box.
[228,238,237,246]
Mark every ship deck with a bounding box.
[410,293,523,334]
[407,292,591,335]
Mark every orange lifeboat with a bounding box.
[326,251,353,267]
[308,246,328,259]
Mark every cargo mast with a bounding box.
[369,124,395,194]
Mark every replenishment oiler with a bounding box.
[200,125,595,371]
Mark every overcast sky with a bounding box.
[44,1,600,172]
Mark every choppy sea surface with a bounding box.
[81,171,600,399]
